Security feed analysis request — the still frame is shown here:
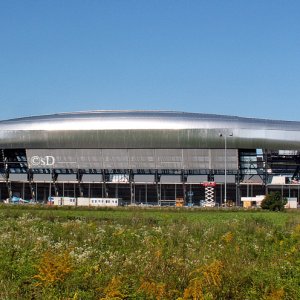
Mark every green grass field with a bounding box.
[0,205,300,299]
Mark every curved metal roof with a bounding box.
[0,110,300,149]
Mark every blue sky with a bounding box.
[0,0,299,121]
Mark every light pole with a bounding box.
[219,133,233,207]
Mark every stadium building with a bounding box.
[0,110,300,206]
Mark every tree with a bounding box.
[261,192,287,211]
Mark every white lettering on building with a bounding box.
[30,155,55,167]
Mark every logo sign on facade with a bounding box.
[201,181,217,188]
[30,156,55,167]
[110,174,129,183]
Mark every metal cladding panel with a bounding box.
[187,175,208,183]
[81,174,103,183]
[183,149,210,169]
[50,149,79,169]
[155,149,183,169]
[9,173,28,181]
[27,149,104,169]
[134,174,155,183]
[160,175,182,183]
[26,148,238,170]
[102,149,129,169]
[210,149,238,170]
[1,111,300,150]
[129,149,156,169]
[33,173,52,182]
[75,149,103,169]
[27,149,77,169]
[1,129,211,149]
[214,175,236,183]
[56,174,77,182]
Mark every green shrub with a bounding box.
[261,192,287,211]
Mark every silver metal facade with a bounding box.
[1,110,300,150]
[26,148,238,170]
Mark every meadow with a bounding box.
[0,205,300,299]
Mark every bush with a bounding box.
[261,192,287,211]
